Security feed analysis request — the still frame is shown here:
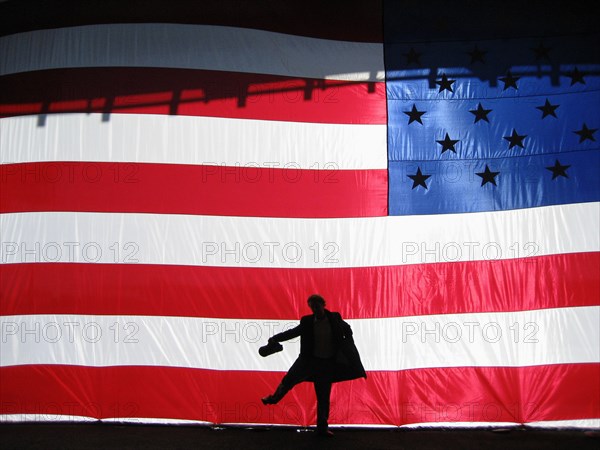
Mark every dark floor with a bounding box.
[0,423,599,450]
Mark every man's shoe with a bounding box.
[315,429,334,437]
[261,383,288,405]
[261,395,276,405]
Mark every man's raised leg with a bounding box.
[262,357,310,405]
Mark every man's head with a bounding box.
[307,294,326,317]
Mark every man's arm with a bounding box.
[269,324,302,343]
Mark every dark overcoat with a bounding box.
[271,309,367,382]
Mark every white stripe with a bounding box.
[0,414,206,425]
[0,414,97,423]
[401,420,600,428]
[400,422,521,428]
[1,307,598,370]
[102,417,211,425]
[359,306,600,370]
[0,113,387,170]
[1,203,598,268]
[525,419,600,429]
[0,24,385,81]
[1,415,597,428]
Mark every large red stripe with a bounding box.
[0,0,383,42]
[1,252,598,319]
[0,162,387,218]
[0,68,386,124]
[0,364,597,425]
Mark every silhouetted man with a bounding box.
[261,294,366,437]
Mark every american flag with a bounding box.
[1,0,598,427]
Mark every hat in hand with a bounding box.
[258,341,283,357]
